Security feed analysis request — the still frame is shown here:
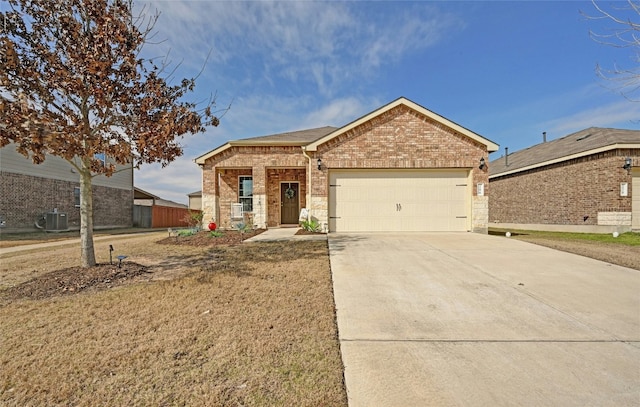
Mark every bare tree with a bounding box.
[585,0,640,100]
[0,0,220,267]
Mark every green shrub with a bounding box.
[301,219,321,232]
[235,222,251,233]
[210,231,224,238]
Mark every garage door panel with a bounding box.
[330,170,470,232]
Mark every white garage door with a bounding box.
[633,169,640,230]
[329,170,470,232]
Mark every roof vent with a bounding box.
[576,133,592,141]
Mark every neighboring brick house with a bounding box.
[489,127,640,232]
[0,143,133,232]
[187,190,202,211]
[195,97,499,233]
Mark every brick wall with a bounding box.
[0,171,133,231]
[314,105,488,195]
[489,150,638,226]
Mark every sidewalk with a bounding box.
[1,228,326,255]
[0,232,161,255]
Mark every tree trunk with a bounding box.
[79,162,96,267]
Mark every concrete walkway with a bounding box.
[329,233,640,406]
[0,231,162,255]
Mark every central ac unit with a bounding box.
[46,212,68,232]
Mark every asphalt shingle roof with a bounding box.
[489,127,640,176]
[232,126,338,145]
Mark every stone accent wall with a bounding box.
[597,212,632,226]
[0,171,132,231]
[489,150,638,227]
[472,196,489,233]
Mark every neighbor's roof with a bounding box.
[194,126,337,164]
[489,127,640,178]
[134,187,161,200]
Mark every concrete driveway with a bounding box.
[329,233,640,406]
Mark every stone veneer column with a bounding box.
[202,194,217,225]
[311,196,329,232]
[252,166,267,229]
[472,195,489,233]
[252,194,267,228]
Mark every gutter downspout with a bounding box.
[301,146,312,222]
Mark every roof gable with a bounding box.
[489,127,640,177]
[195,126,336,164]
[304,97,499,153]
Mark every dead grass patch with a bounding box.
[0,234,347,406]
[489,229,640,271]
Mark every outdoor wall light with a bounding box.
[479,157,486,170]
[623,157,632,171]
[317,158,322,170]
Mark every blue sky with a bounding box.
[133,1,640,204]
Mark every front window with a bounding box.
[239,176,253,212]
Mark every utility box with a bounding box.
[46,212,68,231]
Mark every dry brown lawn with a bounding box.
[0,231,347,406]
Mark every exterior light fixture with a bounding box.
[623,157,632,171]
[479,157,486,170]
[317,158,322,170]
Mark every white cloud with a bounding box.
[141,1,462,94]
[302,97,378,128]
[543,100,640,135]
[135,158,201,205]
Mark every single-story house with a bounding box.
[195,97,499,233]
[489,127,640,232]
[0,142,133,232]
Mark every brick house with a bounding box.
[195,97,499,233]
[489,127,640,233]
[0,143,133,232]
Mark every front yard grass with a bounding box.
[0,233,347,406]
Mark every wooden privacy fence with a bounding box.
[133,205,200,228]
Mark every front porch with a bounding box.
[213,167,308,229]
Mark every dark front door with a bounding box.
[281,182,299,224]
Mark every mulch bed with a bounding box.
[156,229,266,247]
[1,262,151,301]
